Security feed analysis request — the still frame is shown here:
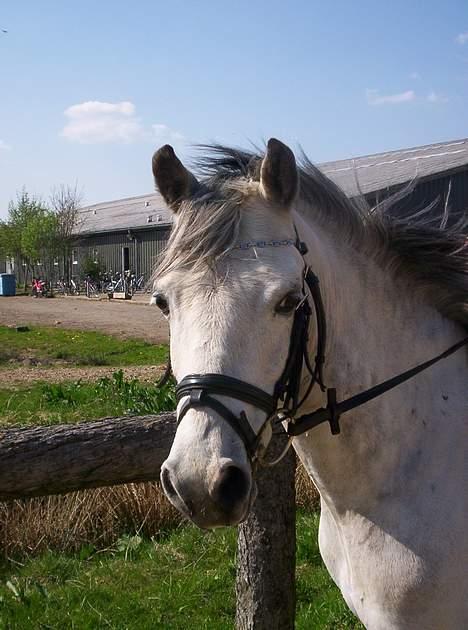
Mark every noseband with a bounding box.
[166,232,468,464]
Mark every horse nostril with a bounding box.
[161,464,176,498]
[212,465,250,514]
[160,464,195,518]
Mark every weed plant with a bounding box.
[0,370,175,427]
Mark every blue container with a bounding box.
[0,274,16,296]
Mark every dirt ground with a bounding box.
[0,295,168,343]
[0,364,166,387]
[0,295,169,386]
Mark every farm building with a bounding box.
[74,193,171,284]
[72,138,468,283]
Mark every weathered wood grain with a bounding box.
[0,413,176,500]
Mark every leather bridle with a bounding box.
[163,231,468,465]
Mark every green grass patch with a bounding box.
[0,513,363,629]
[0,370,175,427]
[0,325,167,367]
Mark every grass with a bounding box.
[0,512,363,629]
[0,325,168,367]
[0,370,175,427]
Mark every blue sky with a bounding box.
[1,0,467,218]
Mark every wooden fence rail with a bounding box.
[0,413,176,500]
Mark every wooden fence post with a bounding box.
[235,433,296,629]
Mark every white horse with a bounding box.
[151,139,467,629]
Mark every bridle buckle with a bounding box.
[326,388,341,435]
[190,389,204,405]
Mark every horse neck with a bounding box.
[293,212,466,512]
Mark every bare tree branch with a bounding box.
[49,183,84,280]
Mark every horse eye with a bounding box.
[154,293,169,316]
[275,293,301,314]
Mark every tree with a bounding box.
[0,221,19,262]
[21,209,59,274]
[1,186,83,286]
[50,184,83,281]
[1,189,45,284]
[2,191,52,286]
[1,192,32,261]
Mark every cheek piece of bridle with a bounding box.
[166,234,468,466]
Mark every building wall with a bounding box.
[75,226,170,281]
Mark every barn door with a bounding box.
[122,247,130,273]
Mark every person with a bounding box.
[32,277,39,297]
[32,277,47,297]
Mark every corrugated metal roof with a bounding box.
[78,192,171,235]
[78,138,468,234]
[320,138,468,197]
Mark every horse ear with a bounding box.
[260,138,298,207]
[152,145,199,212]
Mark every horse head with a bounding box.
[153,139,308,528]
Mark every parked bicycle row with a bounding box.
[32,271,148,299]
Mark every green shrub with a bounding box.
[93,369,176,414]
[81,255,105,280]
[0,372,175,427]
[40,370,176,417]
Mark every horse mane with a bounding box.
[155,144,468,327]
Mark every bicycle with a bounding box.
[128,272,146,295]
[69,277,80,295]
[54,277,80,296]
[85,276,100,298]
[106,271,133,299]
[55,278,67,295]
[32,278,49,298]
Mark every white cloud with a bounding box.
[0,139,11,150]
[152,124,184,144]
[65,101,136,118]
[409,72,421,80]
[61,100,184,146]
[61,100,144,144]
[455,32,468,45]
[427,91,449,103]
[366,89,415,106]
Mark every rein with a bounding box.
[289,333,468,437]
[161,233,468,465]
